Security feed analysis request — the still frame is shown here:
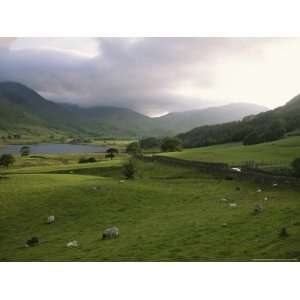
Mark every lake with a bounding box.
[0,144,108,155]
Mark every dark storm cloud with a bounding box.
[0,38,279,115]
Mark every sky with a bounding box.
[0,37,300,116]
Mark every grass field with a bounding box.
[0,156,299,261]
[161,136,300,167]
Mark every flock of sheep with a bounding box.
[25,216,119,248]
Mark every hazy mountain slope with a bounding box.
[157,103,268,133]
[0,82,166,138]
[179,94,300,147]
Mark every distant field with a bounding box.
[161,136,300,167]
[0,157,299,261]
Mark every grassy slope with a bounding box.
[162,136,300,167]
[0,158,299,261]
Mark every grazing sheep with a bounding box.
[220,198,227,202]
[264,197,269,201]
[67,240,79,247]
[119,180,125,183]
[253,203,263,214]
[47,215,55,224]
[229,203,237,207]
[102,227,119,239]
[26,236,40,247]
[231,167,241,173]
[272,183,278,187]
[257,188,262,193]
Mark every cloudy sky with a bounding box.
[0,37,300,116]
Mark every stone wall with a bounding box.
[141,155,300,187]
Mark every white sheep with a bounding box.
[47,215,55,224]
[67,240,79,247]
[102,227,119,239]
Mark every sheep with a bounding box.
[25,236,40,247]
[67,240,79,247]
[47,215,55,224]
[229,203,237,207]
[231,167,241,173]
[102,227,119,240]
[257,188,262,193]
[253,203,263,214]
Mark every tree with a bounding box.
[0,154,15,169]
[161,137,182,152]
[291,157,300,177]
[126,142,141,156]
[20,146,30,157]
[122,159,138,179]
[106,148,119,160]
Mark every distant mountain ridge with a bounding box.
[0,81,269,138]
[156,103,268,133]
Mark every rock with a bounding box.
[26,236,40,247]
[253,203,263,214]
[229,203,237,207]
[67,240,79,247]
[102,227,119,239]
[47,215,55,224]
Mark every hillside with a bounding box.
[179,94,300,148]
[162,136,300,168]
[0,82,166,138]
[157,103,268,133]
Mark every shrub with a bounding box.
[0,154,15,168]
[161,137,182,152]
[122,159,138,179]
[291,157,300,177]
[79,157,97,163]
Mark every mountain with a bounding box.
[0,82,165,138]
[0,81,271,139]
[156,103,268,133]
[179,94,300,148]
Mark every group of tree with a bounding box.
[179,117,288,148]
[178,94,300,148]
